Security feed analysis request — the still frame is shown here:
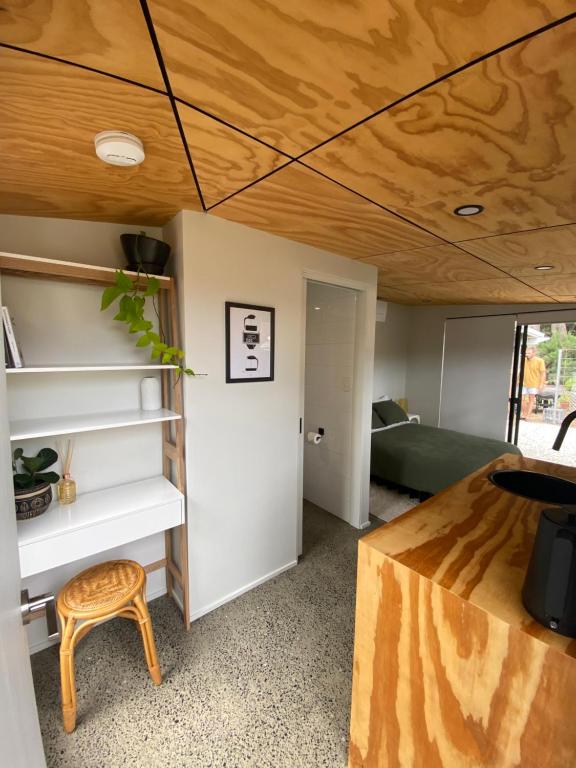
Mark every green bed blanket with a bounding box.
[371,423,521,496]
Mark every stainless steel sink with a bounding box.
[489,470,576,506]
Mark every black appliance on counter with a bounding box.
[523,506,576,637]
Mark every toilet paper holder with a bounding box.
[306,427,325,445]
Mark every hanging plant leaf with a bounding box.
[136,333,152,347]
[144,278,161,296]
[101,270,194,376]
[101,285,124,311]
[115,270,134,291]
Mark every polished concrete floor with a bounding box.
[32,503,382,767]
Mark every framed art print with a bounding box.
[225,302,275,383]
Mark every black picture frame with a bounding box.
[225,301,275,383]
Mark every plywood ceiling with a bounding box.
[0,1,575,304]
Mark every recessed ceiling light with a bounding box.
[453,204,484,216]
[534,265,554,271]
[94,131,145,167]
[314,306,321,310]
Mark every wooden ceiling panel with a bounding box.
[178,104,288,208]
[376,285,418,305]
[511,273,576,296]
[0,0,164,89]
[148,0,572,156]
[457,225,576,276]
[305,22,576,240]
[362,244,503,285]
[376,277,553,305]
[0,48,202,225]
[389,175,576,241]
[211,164,441,260]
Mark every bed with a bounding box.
[371,400,521,496]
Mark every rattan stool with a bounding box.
[57,559,161,733]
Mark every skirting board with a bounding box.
[28,582,168,655]
[188,559,298,623]
[29,560,298,652]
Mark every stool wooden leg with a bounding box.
[133,593,162,685]
[59,615,77,733]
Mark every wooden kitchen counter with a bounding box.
[349,453,576,768]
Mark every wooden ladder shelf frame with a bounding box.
[0,251,190,629]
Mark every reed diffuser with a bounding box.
[57,439,76,505]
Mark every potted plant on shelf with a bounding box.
[120,232,171,276]
[13,447,60,520]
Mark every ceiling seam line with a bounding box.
[206,155,441,234]
[449,242,560,301]
[293,11,576,162]
[297,161,566,294]
[206,150,567,303]
[455,220,576,244]
[2,14,574,174]
[0,41,166,96]
[204,160,297,210]
[173,97,294,160]
[303,166,561,299]
[207,154,552,292]
[377,282,557,301]
[139,0,206,211]
[296,162,457,241]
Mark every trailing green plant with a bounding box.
[100,270,194,376]
[13,447,60,491]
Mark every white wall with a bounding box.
[439,314,517,440]
[0,213,161,267]
[303,282,357,521]
[373,301,409,402]
[0,215,167,653]
[163,211,377,622]
[406,302,576,426]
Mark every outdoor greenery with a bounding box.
[13,447,60,490]
[536,330,576,382]
[101,270,194,376]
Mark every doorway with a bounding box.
[302,281,358,523]
[296,272,376,557]
[509,321,576,467]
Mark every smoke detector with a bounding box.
[94,131,145,167]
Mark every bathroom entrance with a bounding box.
[302,281,359,522]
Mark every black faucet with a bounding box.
[552,409,576,451]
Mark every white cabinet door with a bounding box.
[0,286,46,767]
[439,315,517,441]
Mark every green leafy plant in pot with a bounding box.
[13,447,60,520]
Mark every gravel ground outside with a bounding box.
[517,419,576,468]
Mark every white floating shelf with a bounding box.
[7,364,177,373]
[18,476,184,578]
[10,408,181,440]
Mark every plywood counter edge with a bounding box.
[359,452,576,658]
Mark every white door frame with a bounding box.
[297,269,376,554]
[0,280,46,767]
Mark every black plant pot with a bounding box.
[121,234,171,276]
[15,482,53,520]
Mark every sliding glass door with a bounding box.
[507,324,528,444]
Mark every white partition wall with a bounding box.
[439,315,517,441]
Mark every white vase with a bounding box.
[140,377,161,411]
